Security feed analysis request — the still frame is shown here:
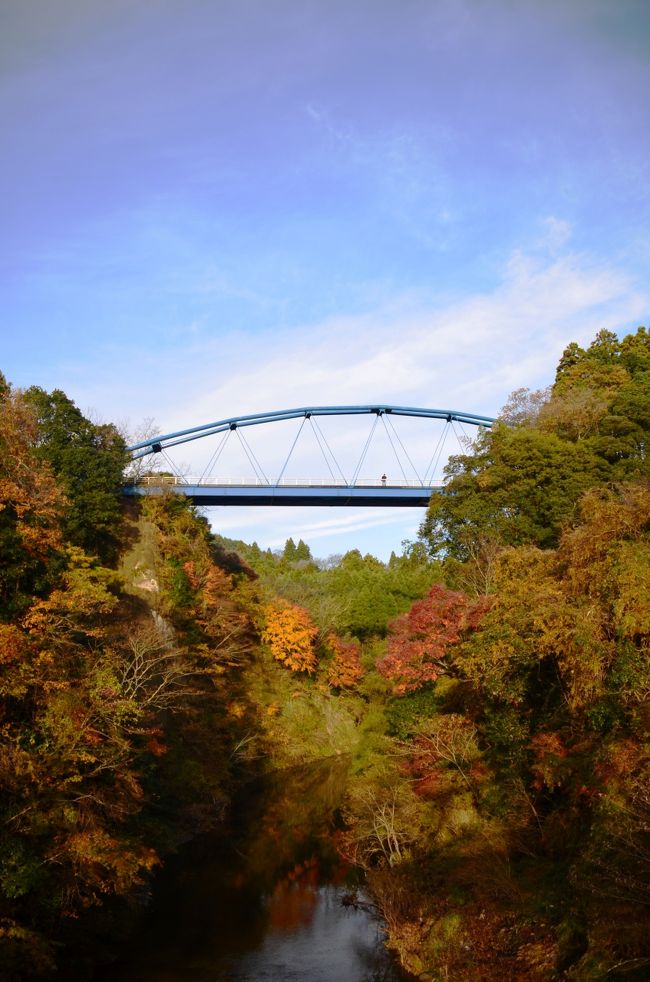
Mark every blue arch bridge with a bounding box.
[124,404,494,507]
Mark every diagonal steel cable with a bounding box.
[160,449,185,481]
[311,416,348,483]
[236,428,270,484]
[455,418,474,448]
[351,414,380,486]
[423,420,450,484]
[276,416,307,484]
[380,414,409,485]
[385,413,423,485]
[199,429,231,484]
[309,418,338,483]
[450,419,473,455]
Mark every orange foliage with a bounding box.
[529,732,570,791]
[261,601,318,672]
[202,564,233,603]
[0,623,35,697]
[182,560,202,590]
[0,623,25,666]
[194,564,252,668]
[325,633,363,688]
[0,388,65,560]
[53,827,160,908]
[146,737,168,756]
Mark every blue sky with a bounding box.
[2,0,649,559]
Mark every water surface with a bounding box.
[95,759,411,981]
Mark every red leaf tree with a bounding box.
[378,584,480,694]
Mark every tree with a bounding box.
[261,600,319,672]
[377,584,485,694]
[498,386,550,427]
[121,416,161,483]
[281,536,313,565]
[421,425,607,558]
[0,548,161,935]
[294,538,312,561]
[325,634,363,689]
[420,328,650,560]
[23,387,127,564]
[587,328,621,364]
[282,537,298,562]
[0,384,66,617]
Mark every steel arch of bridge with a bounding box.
[125,404,495,507]
[128,405,495,458]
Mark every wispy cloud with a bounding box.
[161,245,645,436]
[213,504,423,556]
[64,243,646,446]
[304,106,456,247]
[67,240,646,560]
[540,216,573,253]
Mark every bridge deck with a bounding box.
[123,481,440,507]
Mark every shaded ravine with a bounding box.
[93,758,414,981]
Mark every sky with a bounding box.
[2,0,649,559]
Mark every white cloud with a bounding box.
[210,504,424,558]
[540,216,573,252]
[65,244,647,558]
[69,242,645,439]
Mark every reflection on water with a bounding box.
[94,758,411,981]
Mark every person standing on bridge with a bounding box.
[381,473,387,486]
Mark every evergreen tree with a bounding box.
[23,387,127,564]
[282,537,297,562]
[294,538,312,561]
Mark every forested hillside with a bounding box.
[1,327,648,980]
[356,328,650,979]
[0,380,260,977]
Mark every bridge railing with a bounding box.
[128,475,445,489]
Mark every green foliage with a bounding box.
[3,333,649,979]
[282,536,312,563]
[255,544,442,639]
[422,425,608,557]
[481,703,530,768]
[385,685,439,739]
[166,555,195,609]
[421,327,650,560]
[0,838,44,899]
[23,386,128,564]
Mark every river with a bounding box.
[93,758,413,981]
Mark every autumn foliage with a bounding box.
[261,600,319,672]
[325,633,363,689]
[0,381,262,975]
[377,584,488,693]
[0,388,66,617]
[1,328,650,979]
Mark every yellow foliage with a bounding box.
[261,601,318,672]
[0,389,66,561]
[227,701,246,718]
[0,624,35,698]
[612,540,650,640]
[57,827,160,901]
